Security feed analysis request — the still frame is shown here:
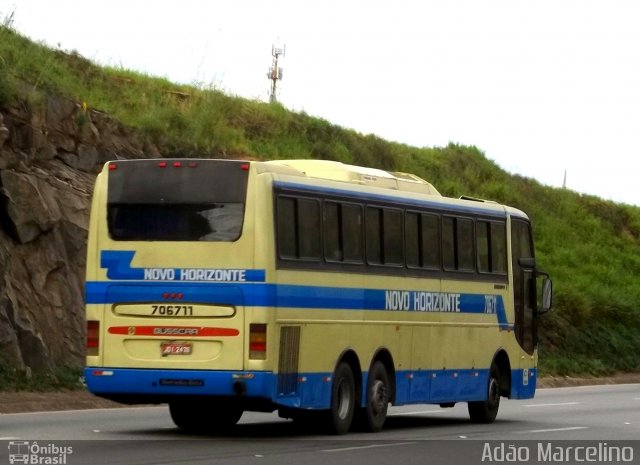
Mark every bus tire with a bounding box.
[169,399,243,432]
[361,361,390,432]
[468,364,501,424]
[327,362,356,435]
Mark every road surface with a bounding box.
[1,384,638,464]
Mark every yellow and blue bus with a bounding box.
[84,158,552,434]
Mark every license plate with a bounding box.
[161,342,193,356]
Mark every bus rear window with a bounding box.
[107,160,249,241]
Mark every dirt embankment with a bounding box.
[1,374,639,415]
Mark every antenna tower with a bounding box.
[267,44,285,103]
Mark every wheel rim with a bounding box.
[369,380,387,417]
[336,379,352,420]
[488,377,500,408]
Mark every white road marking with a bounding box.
[0,405,165,416]
[523,402,580,408]
[322,442,415,453]
[516,426,589,434]
[0,437,20,440]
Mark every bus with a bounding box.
[84,158,552,434]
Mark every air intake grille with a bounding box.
[277,326,300,396]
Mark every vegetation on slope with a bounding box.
[2,24,640,378]
[0,363,83,391]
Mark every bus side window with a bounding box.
[277,197,297,259]
[443,216,475,272]
[422,214,440,269]
[277,196,321,261]
[323,202,341,261]
[366,207,403,267]
[477,221,490,273]
[442,217,455,270]
[297,198,321,259]
[366,207,383,265]
[491,222,507,273]
[383,208,403,266]
[342,204,363,263]
[323,202,363,263]
[457,218,474,271]
[405,212,420,268]
[406,212,440,269]
[477,220,507,274]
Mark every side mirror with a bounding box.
[518,257,536,271]
[539,277,553,314]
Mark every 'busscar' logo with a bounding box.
[153,327,199,336]
[108,325,239,337]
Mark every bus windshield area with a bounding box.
[106,159,249,242]
[108,202,244,241]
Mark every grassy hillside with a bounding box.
[2,25,640,377]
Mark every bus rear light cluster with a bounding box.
[157,161,199,168]
[110,160,237,170]
[249,323,267,360]
[87,320,100,356]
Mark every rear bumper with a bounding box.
[85,367,274,399]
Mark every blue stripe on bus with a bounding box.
[85,281,511,329]
[84,367,535,407]
[95,251,510,328]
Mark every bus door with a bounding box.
[510,219,536,355]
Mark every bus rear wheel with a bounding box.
[327,362,356,435]
[169,399,243,432]
[360,361,390,432]
[468,364,501,424]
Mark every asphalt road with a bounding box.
[1,384,639,465]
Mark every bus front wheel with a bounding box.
[468,364,501,424]
[327,362,356,435]
[169,399,243,432]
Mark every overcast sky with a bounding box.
[3,0,639,205]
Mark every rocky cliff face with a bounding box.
[0,95,156,370]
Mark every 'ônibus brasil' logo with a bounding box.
[8,441,73,464]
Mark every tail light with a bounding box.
[87,321,100,356]
[249,324,267,360]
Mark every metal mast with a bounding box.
[267,44,285,103]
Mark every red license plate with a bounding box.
[161,342,192,355]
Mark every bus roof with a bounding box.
[256,159,529,220]
[260,160,442,196]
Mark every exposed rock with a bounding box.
[0,96,151,371]
[1,170,62,243]
[0,113,9,149]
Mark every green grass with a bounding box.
[0,364,84,392]
[2,25,640,378]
